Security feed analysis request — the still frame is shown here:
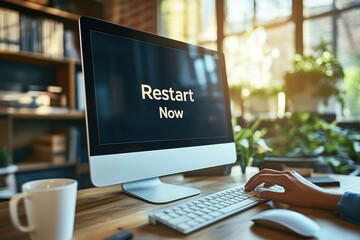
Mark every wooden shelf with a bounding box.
[17,162,76,172]
[0,107,85,120]
[0,0,80,22]
[0,51,80,66]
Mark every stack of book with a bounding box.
[0,7,78,59]
[30,134,67,164]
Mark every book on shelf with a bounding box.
[76,71,85,111]
[66,126,88,164]
[0,8,4,50]
[64,29,79,59]
[30,134,67,164]
[0,7,78,59]
[41,18,64,57]
[19,14,27,52]
[0,84,66,109]
[0,7,20,52]
[55,125,81,164]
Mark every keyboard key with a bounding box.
[209,211,223,218]
[194,217,207,223]
[177,223,191,231]
[186,213,198,219]
[168,212,180,218]
[187,220,200,227]
[201,208,212,214]
[168,216,191,226]
[178,211,188,216]
[192,210,204,216]
[158,214,172,221]
[202,214,214,220]
[182,208,193,213]
[219,199,256,214]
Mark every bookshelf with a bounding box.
[0,0,93,191]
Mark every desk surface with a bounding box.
[1,167,360,240]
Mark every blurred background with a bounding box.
[0,0,359,198]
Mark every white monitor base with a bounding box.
[122,177,200,204]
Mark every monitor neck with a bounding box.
[122,177,200,204]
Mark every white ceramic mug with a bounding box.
[9,178,78,240]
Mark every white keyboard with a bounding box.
[148,185,284,234]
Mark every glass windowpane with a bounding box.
[338,9,360,118]
[199,0,217,42]
[159,0,216,44]
[224,26,292,88]
[337,0,360,9]
[225,0,254,34]
[265,23,295,85]
[303,17,333,55]
[303,0,334,17]
[255,0,292,25]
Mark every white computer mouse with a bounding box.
[251,209,320,237]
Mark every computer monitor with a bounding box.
[79,16,236,203]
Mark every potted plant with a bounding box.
[247,86,281,114]
[264,112,360,174]
[233,118,272,174]
[283,39,344,112]
[0,146,11,168]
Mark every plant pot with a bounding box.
[287,85,320,112]
[250,95,277,112]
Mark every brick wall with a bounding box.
[104,0,158,34]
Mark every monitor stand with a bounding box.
[122,177,201,204]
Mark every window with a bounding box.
[159,0,216,49]
[224,0,294,92]
[159,0,360,120]
[303,1,360,119]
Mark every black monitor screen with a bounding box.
[81,17,233,155]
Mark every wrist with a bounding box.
[312,190,342,211]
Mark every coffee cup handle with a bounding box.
[9,192,34,233]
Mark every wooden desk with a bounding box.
[1,167,360,240]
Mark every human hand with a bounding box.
[244,169,342,210]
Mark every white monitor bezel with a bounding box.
[90,143,235,186]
